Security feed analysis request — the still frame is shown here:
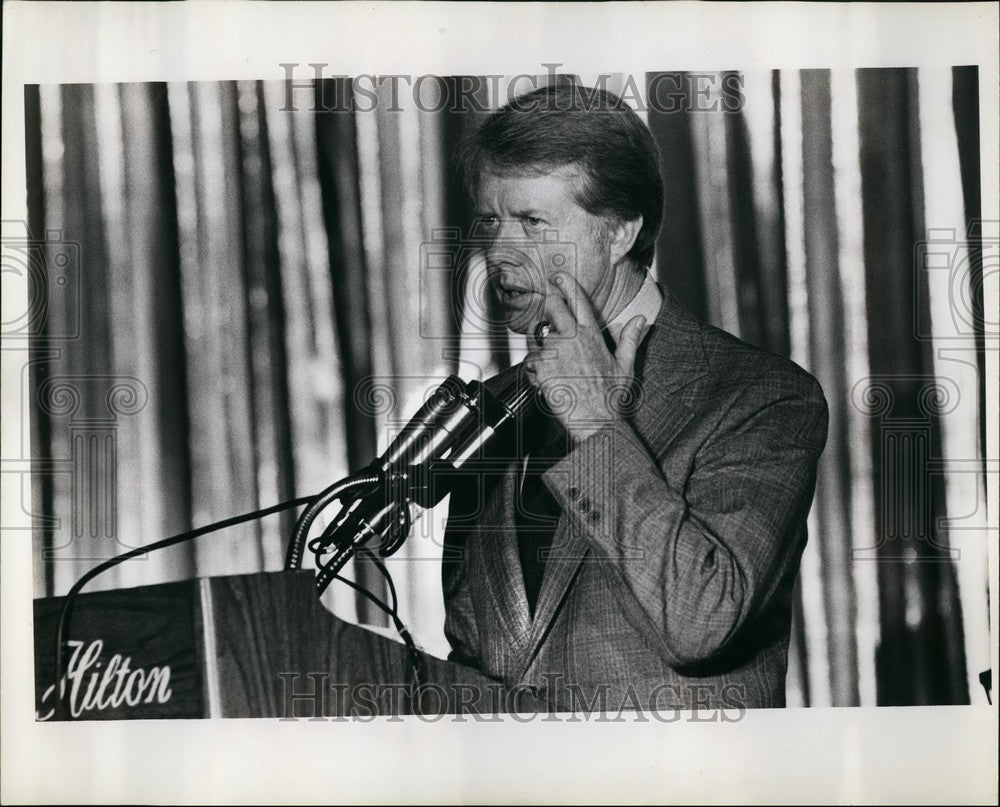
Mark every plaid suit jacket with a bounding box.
[442,286,829,711]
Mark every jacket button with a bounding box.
[577,497,590,513]
[589,510,600,523]
[568,486,580,500]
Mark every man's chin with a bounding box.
[501,311,536,335]
[497,300,544,334]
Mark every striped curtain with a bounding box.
[648,68,988,707]
[26,68,989,704]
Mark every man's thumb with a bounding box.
[615,315,647,372]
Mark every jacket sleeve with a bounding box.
[540,368,829,669]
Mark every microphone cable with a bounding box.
[298,487,424,698]
[285,472,381,571]
[351,548,424,695]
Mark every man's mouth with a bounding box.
[498,283,534,306]
[489,270,537,303]
[489,278,544,332]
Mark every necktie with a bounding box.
[515,411,569,616]
[514,328,620,614]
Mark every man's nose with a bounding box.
[485,219,529,262]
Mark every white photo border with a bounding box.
[2,2,998,804]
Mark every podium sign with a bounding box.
[33,579,204,721]
[33,571,519,720]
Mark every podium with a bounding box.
[33,571,536,720]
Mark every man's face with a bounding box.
[474,165,616,334]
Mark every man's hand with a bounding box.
[524,271,647,442]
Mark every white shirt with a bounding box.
[603,270,663,347]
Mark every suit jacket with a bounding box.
[441,285,829,711]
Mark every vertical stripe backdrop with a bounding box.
[25,68,990,705]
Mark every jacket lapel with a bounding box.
[512,284,710,682]
[515,516,588,680]
[631,286,709,453]
[476,461,534,657]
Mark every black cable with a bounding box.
[329,564,423,714]
[307,504,362,556]
[54,495,312,721]
[310,497,423,687]
[355,548,424,697]
[285,472,380,570]
[331,561,396,622]
[312,497,399,596]
[376,582,423,693]
[369,551,400,612]
[294,477,420,690]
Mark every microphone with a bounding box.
[290,371,536,594]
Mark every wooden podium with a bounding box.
[34,571,537,720]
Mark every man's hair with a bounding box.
[459,82,664,270]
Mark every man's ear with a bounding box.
[609,216,643,265]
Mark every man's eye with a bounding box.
[479,216,499,229]
[525,216,542,227]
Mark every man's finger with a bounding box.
[614,315,647,375]
[551,271,601,328]
[540,287,576,334]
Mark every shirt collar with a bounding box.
[604,270,663,346]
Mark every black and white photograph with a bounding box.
[2,2,998,803]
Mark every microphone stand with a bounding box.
[286,375,534,598]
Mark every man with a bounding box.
[441,83,828,711]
